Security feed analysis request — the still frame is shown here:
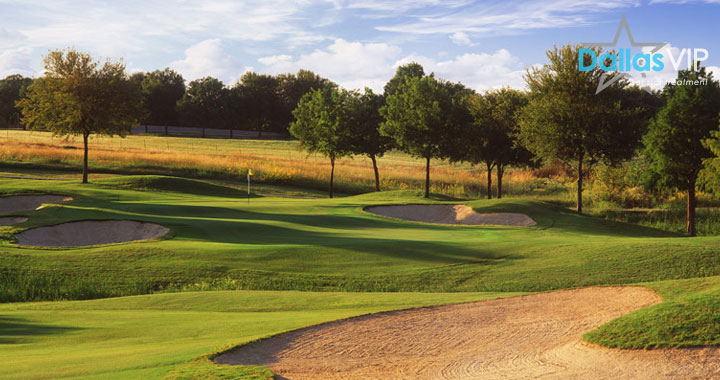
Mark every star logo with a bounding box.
[581,15,667,94]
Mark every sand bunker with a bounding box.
[366,204,536,226]
[216,287,720,379]
[16,220,169,247]
[0,195,72,214]
[0,216,28,226]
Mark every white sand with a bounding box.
[0,195,72,214]
[0,216,28,226]
[16,220,169,247]
[366,204,536,226]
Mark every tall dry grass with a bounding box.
[0,131,561,198]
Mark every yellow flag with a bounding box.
[248,169,253,176]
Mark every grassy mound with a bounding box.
[94,175,248,197]
[585,276,720,348]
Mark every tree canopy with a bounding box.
[381,72,472,198]
[518,44,644,213]
[462,88,533,199]
[644,66,720,236]
[0,74,32,128]
[139,68,185,127]
[346,88,394,191]
[177,76,230,135]
[290,87,354,198]
[17,48,142,183]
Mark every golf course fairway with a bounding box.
[1,175,719,379]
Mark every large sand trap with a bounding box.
[366,204,536,226]
[216,287,720,379]
[0,216,28,226]
[16,220,169,247]
[0,195,72,214]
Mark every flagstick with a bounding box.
[247,171,250,204]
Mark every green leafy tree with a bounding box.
[139,68,185,129]
[0,74,33,128]
[518,44,644,213]
[462,89,533,199]
[384,62,425,96]
[236,72,282,136]
[644,67,720,236]
[17,49,142,183]
[381,74,470,198]
[277,70,335,133]
[290,87,353,198]
[347,88,394,191]
[177,77,229,136]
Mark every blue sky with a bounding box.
[1,0,718,91]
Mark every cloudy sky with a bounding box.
[1,0,719,92]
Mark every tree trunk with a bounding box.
[486,161,493,200]
[424,156,431,198]
[370,154,380,191]
[82,132,89,184]
[144,124,148,133]
[577,156,583,214]
[329,154,335,199]
[202,128,206,138]
[164,123,168,136]
[497,164,504,199]
[230,129,233,138]
[687,180,697,237]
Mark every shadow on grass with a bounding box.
[0,316,80,344]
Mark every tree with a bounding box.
[0,74,32,128]
[518,44,644,213]
[463,89,533,199]
[384,62,425,96]
[347,88,394,191]
[277,70,335,133]
[381,74,470,198]
[290,87,353,198]
[644,66,720,236]
[17,49,142,183]
[177,77,229,136]
[139,68,185,130]
[236,72,282,136]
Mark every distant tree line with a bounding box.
[8,47,720,236]
[128,68,335,136]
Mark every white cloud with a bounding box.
[259,38,531,92]
[257,55,293,66]
[170,39,248,84]
[396,49,529,91]
[0,48,35,78]
[376,0,639,35]
[449,32,472,46]
[4,0,333,58]
[260,38,402,91]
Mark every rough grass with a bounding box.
[0,130,561,199]
[594,207,720,236]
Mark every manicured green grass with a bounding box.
[2,174,720,379]
[0,290,518,380]
[2,174,716,301]
[585,275,720,348]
